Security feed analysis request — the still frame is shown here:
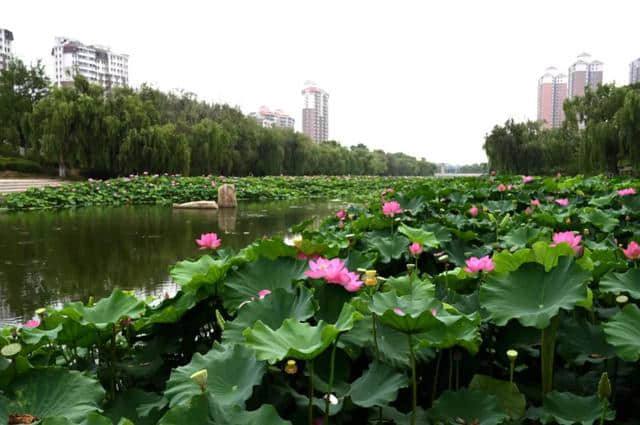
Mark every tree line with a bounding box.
[484,83,640,176]
[0,59,437,177]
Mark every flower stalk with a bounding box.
[541,316,559,397]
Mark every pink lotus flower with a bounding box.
[409,242,423,256]
[258,289,271,299]
[431,308,437,316]
[336,209,347,220]
[393,308,405,316]
[551,231,582,255]
[382,201,403,217]
[24,319,40,328]
[524,207,533,215]
[531,199,541,207]
[555,198,569,207]
[622,241,640,260]
[497,184,507,192]
[196,233,221,250]
[617,188,637,197]
[342,271,364,292]
[297,252,320,261]
[522,176,535,184]
[469,206,479,217]
[464,256,495,273]
[507,184,513,190]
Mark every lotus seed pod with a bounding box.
[437,255,449,263]
[285,359,298,375]
[406,263,416,273]
[598,372,611,400]
[365,270,377,278]
[507,349,518,361]
[616,295,629,304]
[583,228,589,236]
[190,369,208,392]
[1,343,22,357]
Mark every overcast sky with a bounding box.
[4,1,640,164]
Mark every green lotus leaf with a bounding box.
[170,255,229,294]
[240,238,297,261]
[1,342,21,357]
[480,256,590,328]
[557,317,615,365]
[349,361,408,407]
[103,389,166,425]
[375,321,436,368]
[164,343,264,408]
[415,311,482,354]
[532,241,577,272]
[429,389,510,425]
[223,287,315,344]
[136,290,205,328]
[243,304,361,363]
[603,304,640,361]
[367,234,410,263]
[468,374,526,420]
[599,269,640,299]
[80,289,145,328]
[223,257,307,311]
[492,249,534,273]
[370,282,438,334]
[486,200,516,213]
[500,225,545,250]
[579,208,619,232]
[528,391,615,424]
[158,393,213,425]
[344,249,376,271]
[19,325,62,346]
[588,193,615,208]
[0,367,105,424]
[398,224,439,248]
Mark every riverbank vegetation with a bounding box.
[0,59,436,179]
[484,83,640,176]
[2,175,640,424]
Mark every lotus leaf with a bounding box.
[599,269,640,299]
[349,361,409,408]
[480,256,590,328]
[429,389,510,425]
[527,391,615,424]
[603,304,640,361]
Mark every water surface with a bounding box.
[0,200,338,325]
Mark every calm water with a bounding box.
[0,200,338,325]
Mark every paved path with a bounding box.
[0,179,69,194]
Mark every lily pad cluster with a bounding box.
[2,174,640,424]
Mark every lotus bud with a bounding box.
[616,295,629,305]
[190,369,208,392]
[284,359,298,375]
[35,308,46,316]
[597,372,611,400]
[565,218,571,225]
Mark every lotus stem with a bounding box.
[541,316,559,397]
[599,400,608,425]
[448,349,453,390]
[408,333,417,425]
[324,339,338,424]
[431,350,443,403]
[308,359,315,425]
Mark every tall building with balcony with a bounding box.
[249,106,295,129]
[301,82,329,142]
[537,67,568,129]
[52,37,129,89]
[568,53,603,98]
[0,28,14,71]
[630,58,640,85]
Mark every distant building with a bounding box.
[301,81,329,142]
[52,37,129,89]
[537,67,567,129]
[568,53,603,98]
[630,58,640,85]
[0,28,14,71]
[249,106,295,129]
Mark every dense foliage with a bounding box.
[0,175,431,211]
[484,84,640,176]
[0,59,436,178]
[2,175,640,424]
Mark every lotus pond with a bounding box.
[2,175,640,425]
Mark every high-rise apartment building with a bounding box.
[52,37,129,89]
[630,58,640,85]
[567,53,603,98]
[537,67,568,129]
[301,82,329,142]
[0,28,14,71]
[249,106,295,129]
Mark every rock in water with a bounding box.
[172,201,218,209]
[218,184,237,208]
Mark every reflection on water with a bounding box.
[0,200,338,325]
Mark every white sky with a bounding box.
[4,1,640,165]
